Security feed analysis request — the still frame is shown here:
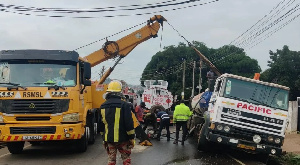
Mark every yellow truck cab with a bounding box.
[0,50,105,154]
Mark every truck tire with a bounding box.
[76,127,89,152]
[96,111,102,134]
[88,116,97,145]
[150,105,165,113]
[7,142,25,154]
[197,124,209,151]
[30,141,42,146]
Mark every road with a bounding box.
[0,127,278,165]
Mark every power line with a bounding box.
[211,1,300,65]
[237,3,300,48]
[230,0,291,45]
[0,0,221,18]
[238,0,297,48]
[74,21,147,50]
[247,11,300,50]
[0,0,196,14]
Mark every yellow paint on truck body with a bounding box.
[0,63,107,142]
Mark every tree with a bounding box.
[261,45,300,100]
[141,41,261,99]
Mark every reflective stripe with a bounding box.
[132,112,140,128]
[176,114,189,117]
[176,119,188,121]
[101,109,108,141]
[127,129,135,135]
[114,108,121,142]
[161,114,170,120]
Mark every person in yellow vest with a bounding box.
[99,80,135,165]
[173,100,192,145]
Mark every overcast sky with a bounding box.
[0,0,299,85]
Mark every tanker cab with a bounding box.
[208,77,225,122]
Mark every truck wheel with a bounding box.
[7,142,25,154]
[30,141,42,146]
[76,127,89,152]
[150,105,165,113]
[97,112,101,134]
[88,116,97,144]
[197,124,209,151]
[257,153,269,163]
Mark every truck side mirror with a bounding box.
[83,62,91,86]
[84,62,91,79]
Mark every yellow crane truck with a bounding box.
[0,15,166,154]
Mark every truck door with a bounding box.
[210,78,225,103]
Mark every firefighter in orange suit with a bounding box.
[100,80,135,165]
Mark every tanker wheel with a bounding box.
[197,123,209,151]
[150,105,165,113]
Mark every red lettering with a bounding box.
[256,107,262,112]
[235,102,272,115]
[237,103,242,108]
[248,105,254,111]
[144,97,150,103]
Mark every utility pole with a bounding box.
[199,60,202,94]
[191,61,195,97]
[182,59,186,100]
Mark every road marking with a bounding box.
[227,154,246,165]
[132,145,148,153]
[0,144,31,158]
[0,153,10,158]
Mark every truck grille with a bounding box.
[230,126,264,141]
[15,117,51,121]
[221,108,283,135]
[0,99,69,114]
[10,127,56,134]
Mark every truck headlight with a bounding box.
[224,126,230,132]
[274,138,281,144]
[268,136,274,142]
[253,135,261,144]
[0,115,3,122]
[217,125,223,131]
[63,113,79,122]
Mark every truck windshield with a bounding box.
[0,61,76,87]
[223,78,289,111]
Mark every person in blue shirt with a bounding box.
[156,109,170,141]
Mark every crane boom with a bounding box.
[84,15,167,67]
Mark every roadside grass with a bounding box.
[270,153,300,165]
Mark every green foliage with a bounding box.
[261,46,300,100]
[273,153,300,165]
[141,41,261,99]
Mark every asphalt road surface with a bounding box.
[0,126,278,165]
